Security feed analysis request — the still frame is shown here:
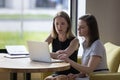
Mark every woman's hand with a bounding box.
[67,73,79,80]
[50,50,67,59]
[57,53,69,62]
[56,50,68,54]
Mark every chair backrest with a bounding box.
[104,42,120,72]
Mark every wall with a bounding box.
[86,0,120,45]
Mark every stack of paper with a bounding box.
[5,45,29,59]
[5,45,29,55]
[4,54,29,59]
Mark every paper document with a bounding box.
[4,54,29,59]
[5,45,29,55]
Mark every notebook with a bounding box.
[5,45,29,55]
[27,41,64,63]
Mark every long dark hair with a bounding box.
[79,14,100,47]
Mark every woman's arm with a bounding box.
[45,35,58,58]
[62,55,101,74]
[45,34,62,59]
[52,37,79,59]
[50,50,64,59]
[45,34,53,45]
[58,52,101,74]
[64,37,79,57]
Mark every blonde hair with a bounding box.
[51,11,75,39]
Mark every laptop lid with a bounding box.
[27,41,63,63]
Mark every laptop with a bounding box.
[27,41,64,63]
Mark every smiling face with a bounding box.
[78,20,89,37]
[54,17,68,35]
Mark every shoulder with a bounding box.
[92,40,104,48]
[90,40,105,55]
[45,34,54,44]
[70,37,79,43]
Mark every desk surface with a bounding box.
[0,54,70,73]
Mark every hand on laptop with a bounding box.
[55,50,69,62]
[50,50,67,59]
[57,53,69,63]
[56,50,67,54]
